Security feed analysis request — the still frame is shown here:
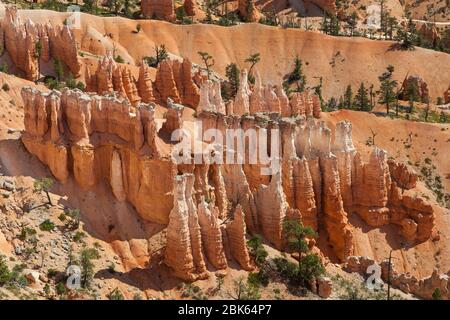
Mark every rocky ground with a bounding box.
[0,173,413,300]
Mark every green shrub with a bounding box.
[247,235,268,266]
[72,231,86,242]
[0,256,11,286]
[273,256,298,282]
[247,270,269,287]
[108,287,125,300]
[47,268,58,278]
[114,55,125,63]
[39,219,55,232]
[18,227,37,241]
[55,282,67,295]
[297,253,325,285]
[432,288,442,300]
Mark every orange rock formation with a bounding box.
[1,6,81,81]
[21,85,436,279]
[141,0,175,21]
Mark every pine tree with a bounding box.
[313,77,324,108]
[79,248,100,289]
[387,16,398,40]
[423,98,430,122]
[327,97,337,111]
[406,81,420,114]
[198,51,215,79]
[245,53,261,84]
[283,219,317,266]
[330,14,340,36]
[338,96,345,109]
[225,63,240,99]
[34,40,43,83]
[344,84,353,109]
[347,12,357,36]
[321,12,330,35]
[369,84,376,109]
[54,59,64,82]
[354,82,371,111]
[287,56,306,92]
[378,65,398,115]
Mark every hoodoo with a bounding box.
[0,2,448,302]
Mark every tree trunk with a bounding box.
[45,190,53,206]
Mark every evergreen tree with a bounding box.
[423,98,430,122]
[34,40,43,83]
[387,16,398,40]
[297,253,325,285]
[327,97,337,111]
[123,0,137,18]
[144,44,168,67]
[287,56,306,92]
[344,84,353,109]
[83,0,95,13]
[198,51,215,79]
[330,14,340,36]
[354,82,371,111]
[369,84,376,109]
[378,65,398,115]
[406,81,420,114]
[247,235,268,267]
[282,219,323,286]
[313,77,324,108]
[79,248,100,289]
[396,18,416,49]
[338,96,345,109]
[346,12,357,36]
[34,177,54,206]
[225,63,240,99]
[321,13,330,35]
[440,110,447,123]
[283,219,317,264]
[54,59,64,82]
[245,53,261,84]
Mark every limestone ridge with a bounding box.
[0,6,81,81]
[21,84,435,279]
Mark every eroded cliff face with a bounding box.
[198,70,321,119]
[141,0,175,21]
[1,6,81,81]
[345,256,450,300]
[86,56,200,108]
[238,0,261,22]
[21,80,436,279]
[305,0,337,14]
[21,86,174,224]
[400,75,429,103]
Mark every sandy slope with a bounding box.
[9,9,450,103]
